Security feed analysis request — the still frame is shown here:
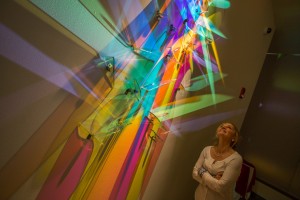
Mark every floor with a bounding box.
[248,192,265,200]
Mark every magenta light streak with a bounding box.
[193,51,219,73]
[36,130,93,200]
[110,119,150,199]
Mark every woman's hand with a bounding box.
[215,171,223,180]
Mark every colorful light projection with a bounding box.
[35,0,232,199]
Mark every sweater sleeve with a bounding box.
[192,146,209,183]
[202,154,242,193]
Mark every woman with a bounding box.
[192,122,242,200]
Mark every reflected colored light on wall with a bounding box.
[5,0,234,199]
[152,94,233,121]
[0,23,100,101]
[174,109,245,134]
[185,73,227,92]
[37,128,93,200]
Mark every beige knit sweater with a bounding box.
[192,146,242,200]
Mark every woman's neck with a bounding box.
[216,140,231,153]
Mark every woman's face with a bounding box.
[216,123,236,140]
